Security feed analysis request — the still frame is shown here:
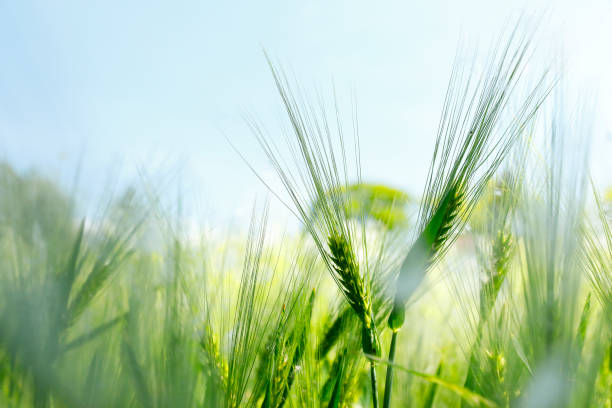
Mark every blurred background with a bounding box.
[1,0,610,227]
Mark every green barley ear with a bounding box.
[327,233,381,406]
[250,58,382,352]
[479,229,512,322]
[383,26,551,408]
[249,57,385,406]
[450,171,522,403]
[327,234,367,320]
[388,182,465,330]
[328,234,381,357]
[200,326,228,398]
[388,27,551,330]
[317,307,354,360]
[315,185,407,361]
[461,229,513,403]
[257,288,316,408]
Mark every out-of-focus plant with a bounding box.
[309,183,412,231]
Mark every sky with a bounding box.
[1,1,611,228]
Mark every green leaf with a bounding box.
[62,313,127,353]
[365,354,498,408]
[67,227,137,324]
[65,219,86,285]
[122,341,153,408]
[326,352,346,408]
[423,361,442,408]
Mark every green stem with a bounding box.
[382,331,398,408]
[370,361,379,408]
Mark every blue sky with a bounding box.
[1,1,611,226]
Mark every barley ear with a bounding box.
[479,229,512,322]
[388,183,465,330]
[328,234,381,357]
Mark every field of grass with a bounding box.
[1,28,611,408]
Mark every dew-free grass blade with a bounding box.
[367,354,498,408]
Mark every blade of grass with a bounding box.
[62,313,127,353]
[367,354,498,408]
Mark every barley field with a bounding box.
[1,12,611,408]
